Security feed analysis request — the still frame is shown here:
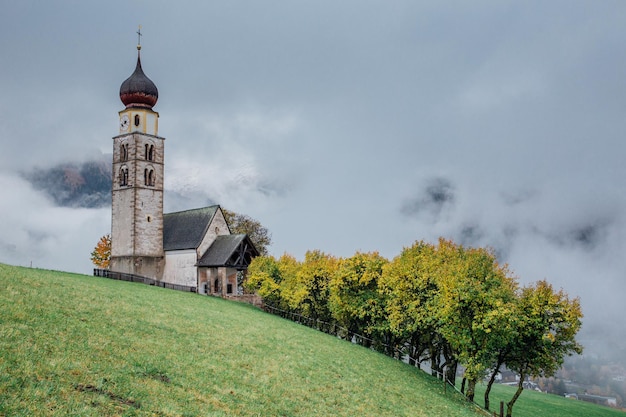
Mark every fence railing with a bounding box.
[93,269,197,293]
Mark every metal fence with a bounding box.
[93,268,197,292]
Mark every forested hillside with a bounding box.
[22,157,111,208]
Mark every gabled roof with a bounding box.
[163,206,219,251]
[197,234,259,268]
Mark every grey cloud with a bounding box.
[538,218,613,252]
[401,177,455,219]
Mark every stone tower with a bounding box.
[110,41,165,278]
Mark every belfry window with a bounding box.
[144,168,155,187]
[134,114,140,127]
[145,144,154,161]
[120,143,128,162]
[119,166,129,186]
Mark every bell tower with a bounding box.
[110,30,165,278]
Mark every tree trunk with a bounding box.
[441,343,457,386]
[445,361,457,387]
[466,378,476,402]
[484,360,504,410]
[430,351,439,377]
[460,377,466,394]
[506,372,526,417]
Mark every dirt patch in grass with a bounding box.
[74,383,141,409]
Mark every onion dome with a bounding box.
[119,50,158,109]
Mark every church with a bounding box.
[107,39,259,298]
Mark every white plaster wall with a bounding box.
[163,250,197,287]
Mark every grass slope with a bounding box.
[0,264,480,417]
[0,264,621,417]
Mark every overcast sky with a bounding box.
[1,1,625,351]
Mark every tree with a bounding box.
[380,241,453,377]
[329,252,390,349]
[290,250,338,325]
[90,234,111,269]
[245,255,283,306]
[222,208,272,256]
[434,239,518,403]
[504,280,583,417]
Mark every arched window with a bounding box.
[134,114,140,127]
[120,143,128,162]
[144,168,155,187]
[119,166,129,186]
[144,143,155,161]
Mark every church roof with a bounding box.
[119,51,159,109]
[197,234,259,268]
[163,206,219,251]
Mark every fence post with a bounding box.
[500,401,504,417]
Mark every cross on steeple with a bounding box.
[137,25,142,51]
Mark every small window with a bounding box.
[227,283,233,294]
[144,168,155,186]
[134,114,140,127]
[144,144,154,161]
[120,143,128,162]
[119,166,129,186]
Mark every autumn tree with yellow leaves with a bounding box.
[90,234,111,269]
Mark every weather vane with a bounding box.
[137,25,142,50]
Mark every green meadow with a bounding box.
[0,263,622,416]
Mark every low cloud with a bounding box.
[0,170,109,274]
[400,177,626,350]
[401,177,456,220]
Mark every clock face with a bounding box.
[120,114,130,131]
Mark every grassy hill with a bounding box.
[0,264,622,417]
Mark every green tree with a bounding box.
[90,234,111,269]
[434,239,518,403]
[283,250,338,326]
[380,241,453,376]
[504,280,583,417]
[329,252,389,348]
[246,253,301,312]
[245,255,283,307]
[222,208,272,256]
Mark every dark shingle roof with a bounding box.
[163,206,218,251]
[197,234,259,268]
